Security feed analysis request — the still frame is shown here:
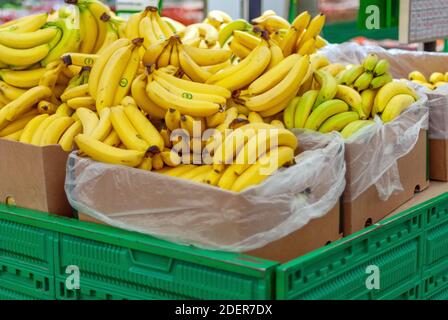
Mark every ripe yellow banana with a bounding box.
[76,107,99,136]
[408,71,426,83]
[90,107,112,141]
[304,99,349,130]
[381,94,416,123]
[242,55,309,112]
[19,113,49,143]
[360,89,377,118]
[183,44,232,66]
[61,84,90,102]
[313,69,338,108]
[0,112,37,137]
[0,42,51,67]
[0,27,58,49]
[110,106,149,152]
[292,11,311,33]
[165,108,181,131]
[335,85,367,119]
[267,40,284,71]
[97,21,119,55]
[103,129,121,147]
[178,46,212,83]
[0,68,46,89]
[0,13,48,33]
[0,81,26,101]
[113,45,141,106]
[125,8,148,40]
[231,146,294,192]
[296,13,326,49]
[75,133,145,167]
[3,86,52,122]
[131,74,166,120]
[37,100,57,115]
[160,150,181,167]
[79,5,98,54]
[142,38,169,65]
[62,53,98,68]
[67,97,96,110]
[40,116,74,146]
[30,114,61,145]
[59,120,83,151]
[372,81,418,115]
[123,103,165,152]
[340,120,375,139]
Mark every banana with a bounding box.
[248,112,264,124]
[241,55,309,112]
[61,84,90,101]
[203,60,232,74]
[103,129,121,147]
[0,42,50,67]
[147,81,223,117]
[169,42,180,68]
[233,129,297,174]
[30,114,61,145]
[19,114,49,143]
[39,61,64,88]
[339,65,364,86]
[335,85,366,119]
[281,27,301,56]
[318,111,359,133]
[76,107,99,136]
[142,38,169,65]
[0,27,58,49]
[125,8,148,40]
[89,38,131,99]
[113,45,141,106]
[183,44,233,67]
[80,0,112,53]
[207,41,271,91]
[79,5,98,53]
[59,120,83,151]
[110,106,149,152]
[296,13,326,49]
[340,120,375,139]
[242,54,302,96]
[283,97,300,129]
[305,99,349,130]
[56,103,74,117]
[229,39,252,59]
[152,7,174,38]
[362,53,379,72]
[297,38,316,55]
[0,81,26,101]
[217,165,239,190]
[353,71,373,91]
[292,11,311,33]
[0,112,37,137]
[320,63,346,77]
[165,108,181,131]
[206,110,226,128]
[156,40,173,68]
[178,45,212,83]
[372,81,418,115]
[4,129,23,141]
[67,96,96,110]
[231,146,294,192]
[373,59,389,76]
[314,69,338,107]
[180,115,196,137]
[137,155,152,171]
[0,12,48,33]
[360,89,376,118]
[123,103,165,152]
[96,43,134,112]
[164,164,196,177]
[160,150,181,167]
[430,72,445,84]
[149,9,167,41]
[41,16,82,67]
[370,73,393,89]
[233,30,261,50]
[3,86,52,122]
[75,134,145,167]
[37,100,57,115]
[179,165,212,181]
[381,94,416,123]
[140,15,160,48]
[267,40,284,71]
[294,90,319,128]
[131,74,166,120]
[257,95,292,118]
[90,107,112,141]
[97,21,119,55]
[63,53,98,68]
[315,36,327,49]
[40,116,74,146]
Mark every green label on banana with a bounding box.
[84,58,94,66]
[182,92,193,100]
[119,78,129,88]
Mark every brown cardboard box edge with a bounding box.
[0,139,72,217]
[79,202,341,264]
[343,130,429,235]
[429,139,448,182]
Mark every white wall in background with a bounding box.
[207,0,242,20]
[261,0,288,18]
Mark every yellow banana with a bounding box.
[40,116,74,146]
[248,112,264,123]
[283,96,300,129]
[340,120,375,139]
[360,89,376,118]
[408,71,426,82]
[160,150,181,167]
[138,155,153,171]
[292,11,311,32]
[381,94,416,123]
[90,107,112,141]
[62,53,98,68]
[61,84,90,102]
[110,106,149,152]
[296,13,326,49]
[103,129,121,146]
[37,100,57,115]
[297,38,316,55]
[67,96,96,110]
[76,107,99,136]
[30,114,61,145]
[353,71,374,91]
[131,74,166,119]
[97,21,119,55]
[59,120,83,151]
[0,13,48,33]
[142,38,169,65]
[335,85,367,119]
[113,45,141,106]
[0,81,26,100]
[19,113,49,143]
[183,44,232,66]
[4,129,23,141]
[75,133,145,167]
[304,99,349,130]
[178,46,212,83]
[267,40,284,71]
[318,111,360,133]
[339,64,364,86]
[79,5,98,54]
[125,8,148,40]
[165,108,181,131]
[0,68,46,89]
[429,72,444,84]
[3,86,52,122]
[313,69,338,108]
[281,27,301,56]
[0,27,58,49]
[140,16,159,48]
[0,112,37,137]
[217,165,239,190]
[372,81,418,115]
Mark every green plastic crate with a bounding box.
[276,193,448,300]
[0,204,277,300]
[427,283,448,300]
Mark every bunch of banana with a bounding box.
[142,36,232,82]
[87,38,144,112]
[251,10,291,34]
[65,0,121,54]
[408,71,448,90]
[180,23,219,49]
[204,10,233,30]
[124,6,174,48]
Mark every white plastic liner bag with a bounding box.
[65,132,346,252]
[318,43,429,201]
[321,42,448,139]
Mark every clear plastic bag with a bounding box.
[65,133,346,252]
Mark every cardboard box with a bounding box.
[0,139,72,217]
[78,202,341,264]
[429,139,448,181]
[343,130,429,235]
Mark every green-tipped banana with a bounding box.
[353,71,373,91]
[339,64,364,86]
[340,120,375,139]
[318,111,360,133]
[335,85,367,119]
[313,69,337,108]
[373,59,389,76]
[304,99,349,131]
[362,53,379,72]
[283,96,300,129]
[370,73,393,89]
[294,90,318,128]
[218,19,252,47]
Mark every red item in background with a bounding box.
[162,3,204,26]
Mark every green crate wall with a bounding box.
[275,193,448,300]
